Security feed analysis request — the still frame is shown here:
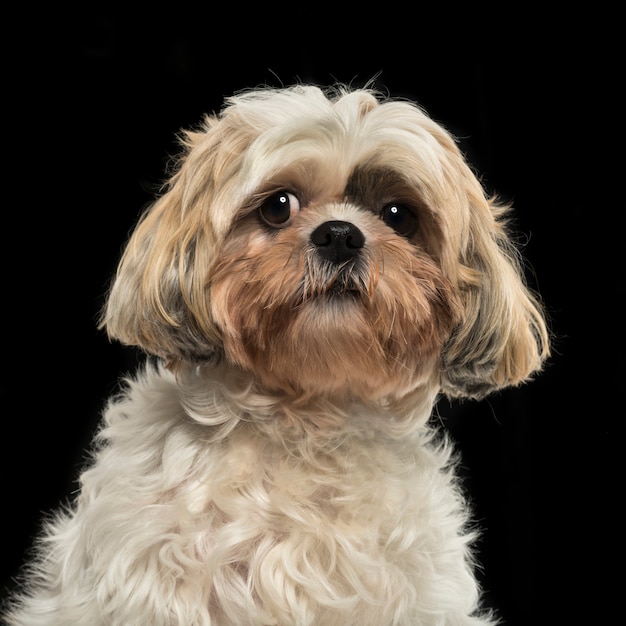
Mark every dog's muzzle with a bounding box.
[310,220,365,264]
[305,220,368,300]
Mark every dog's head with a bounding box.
[100,85,549,401]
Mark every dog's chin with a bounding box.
[212,245,454,400]
[226,298,437,400]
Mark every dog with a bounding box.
[3,84,549,625]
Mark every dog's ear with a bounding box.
[440,188,550,400]
[98,112,248,364]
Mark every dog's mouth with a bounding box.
[324,278,363,299]
[297,264,370,306]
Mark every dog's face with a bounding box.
[101,85,548,401]
[210,171,458,400]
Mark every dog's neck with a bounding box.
[167,360,438,448]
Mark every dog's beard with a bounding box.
[210,211,460,400]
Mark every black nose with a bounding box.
[310,220,365,264]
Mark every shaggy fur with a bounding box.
[3,84,549,625]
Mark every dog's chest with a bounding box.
[174,429,430,549]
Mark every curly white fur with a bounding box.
[3,84,548,625]
[8,364,490,625]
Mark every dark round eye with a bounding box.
[259,191,301,228]
[380,203,418,237]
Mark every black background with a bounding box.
[1,8,616,625]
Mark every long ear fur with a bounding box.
[440,186,550,399]
[98,110,255,363]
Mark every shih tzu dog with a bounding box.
[3,84,549,625]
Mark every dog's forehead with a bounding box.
[239,135,448,215]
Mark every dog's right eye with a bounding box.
[259,191,301,228]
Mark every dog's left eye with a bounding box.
[380,203,418,237]
[259,191,301,228]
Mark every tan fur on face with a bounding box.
[100,84,549,401]
[210,202,459,400]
